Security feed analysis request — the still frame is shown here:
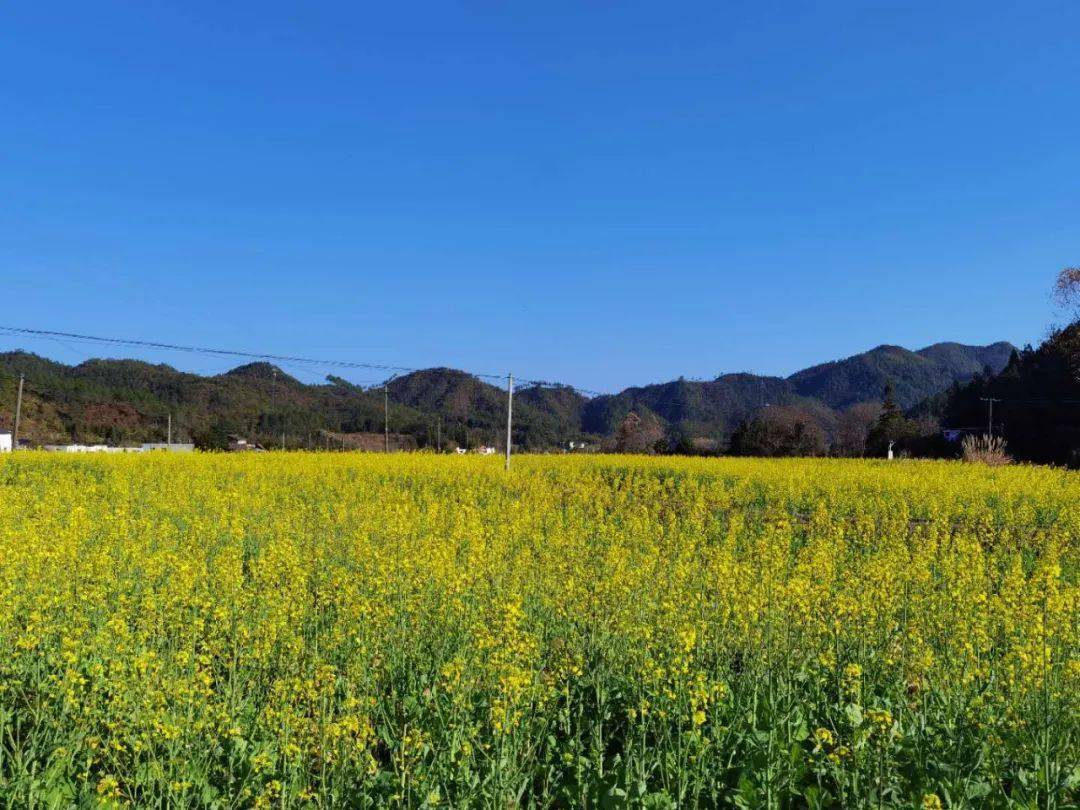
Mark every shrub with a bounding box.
[962,434,1012,465]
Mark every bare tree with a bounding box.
[833,401,883,457]
[1053,267,1080,316]
[1051,268,1080,382]
[612,411,666,454]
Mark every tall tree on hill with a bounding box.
[883,380,900,418]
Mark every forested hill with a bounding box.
[577,342,1014,439]
[788,341,1017,409]
[0,340,1013,450]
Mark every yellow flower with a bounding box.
[0,452,1074,802]
[96,775,121,798]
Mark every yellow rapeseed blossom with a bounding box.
[0,452,1075,806]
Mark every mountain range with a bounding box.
[0,341,1015,450]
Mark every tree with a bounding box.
[867,381,920,456]
[729,406,828,457]
[832,401,882,457]
[1053,266,1080,316]
[612,411,666,454]
[882,381,900,419]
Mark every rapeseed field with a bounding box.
[0,453,1076,807]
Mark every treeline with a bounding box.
[608,382,928,459]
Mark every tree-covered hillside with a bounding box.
[0,338,1012,452]
[788,342,1015,410]
[940,328,1080,465]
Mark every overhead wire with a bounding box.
[0,325,605,397]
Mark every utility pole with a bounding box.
[12,374,24,450]
[505,373,513,471]
[436,417,441,453]
[167,412,172,445]
[383,373,397,453]
[271,368,278,450]
[980,397,1002,438]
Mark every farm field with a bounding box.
[0,454,1077,808]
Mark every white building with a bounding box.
[141,443,195,453]
[0,433,11,453]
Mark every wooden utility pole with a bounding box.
[384,374,397,453]
[505,373,513,471]
[980,397,1002,437]
[12,374,24,450]
[167,412,172,445]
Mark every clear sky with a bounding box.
[2,2,1077,392]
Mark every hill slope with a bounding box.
[789,342,1015,410]
[582,375,804,439]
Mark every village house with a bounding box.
[227,435,265,452]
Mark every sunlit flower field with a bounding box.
[0,453,1077,807]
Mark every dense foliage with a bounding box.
[0,454,1076,807]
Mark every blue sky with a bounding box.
[2,2,1077,392]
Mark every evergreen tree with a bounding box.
[867,380,919,456]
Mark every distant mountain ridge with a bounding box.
[572,341,1015,439]
[0,340,1015,450]
[789,341,1017,410]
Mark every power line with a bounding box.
[0,325,605,397]
[982,397,1080,405]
